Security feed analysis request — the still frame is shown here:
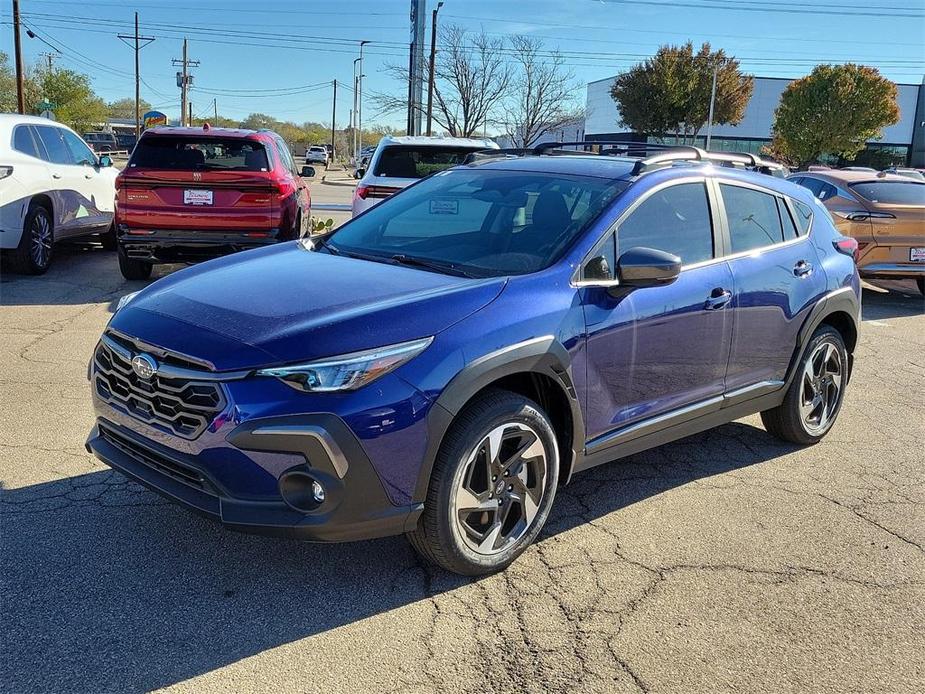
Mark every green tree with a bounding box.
[0,51,41,113]
[240,112,279,130]
[610,42,753,144]
[30,67,107,132]
[107,97,152,119]
[769,64,899,167]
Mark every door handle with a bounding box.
[51,173,62,179]
[84,174,94,179]
[704,288,732,310]
[793,260,814,277]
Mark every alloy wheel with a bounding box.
[800,341,842,434]
[30,213,52,269]
[451,422,548,555]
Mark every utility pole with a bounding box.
[426,2,443,136]
[353,57,360,163]
[331,79,337,162]
[213,98,218,121]
[172,38,199,126]
[705,64,718,150]
[188,101,193,126]
[358,41,368,155]
[12,0,25,114]
[38,52,57,72]
[118,13,155,140]
[408,0,426,136]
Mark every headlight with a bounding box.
[256,337,433,393]
[115,291,140,312]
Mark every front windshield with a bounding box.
[324,169,627,277]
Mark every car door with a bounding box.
[715,179,826,392]
[580,179,735,446]
[32,125,95,238]
[59,128,114,233]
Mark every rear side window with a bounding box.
[778,199,799,240]
[373,146,478,179]
[129,136,269,171]
[12,126,39,158]
[849,181,925,205]
[617,182,714,265]
[791,200,813,236]
[721,184,784,253]
[35,126,73,165]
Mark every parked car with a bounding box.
[352,135,500,216]
[88,143,860,575]
[82,131,119,154]
[305,145,329,167]
[114,124,311,280]
[789,169,924,293]
[882,167,925,181]
[353,145,376,178]
[115,132,137,153]
[1,114,118,274]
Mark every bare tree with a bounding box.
[502,36,584,149]
[372,25,510,137]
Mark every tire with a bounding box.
[99,222,117,251]
[761,325,849,445]
[917,277,924,295]
[9,203,54,275]
[407,389,559,575]
[117,245,152,281]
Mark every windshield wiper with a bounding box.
[388,254,476,278]
[312,236,339,255]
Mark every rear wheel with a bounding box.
[761,325,848,445]
[917,277,924,295]
[407,389,559,575]
[117,244,152,281]
[9,203,54,274]
[99,222,117,251]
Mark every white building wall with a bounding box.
[585,74,921,145]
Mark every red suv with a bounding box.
[115,125,311,279]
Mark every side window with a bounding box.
[791,200,813,236]
[797,177,825,199]
[35,126,74,165]
[777,198,799,240]
[581,231,616,281]
[61,130,97,166]
[617,182,714,265]
[12,126,40,158]
[817,182,838,201]
[720,183,784,253]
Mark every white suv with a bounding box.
[1,114,118,274]
[352,136,499,217]
[305,145,329,167]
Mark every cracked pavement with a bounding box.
[1,243,923,694]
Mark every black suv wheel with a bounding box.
[407,389,559,575]
[9,203,54,274]
[117,244,153,281]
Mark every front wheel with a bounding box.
[117,245,152,281]
[761,325,848,445]
[407,389,559,575]
[9,203,54,274]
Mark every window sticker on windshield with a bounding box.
[430,199,459,215]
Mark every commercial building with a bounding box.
[584,74,925,167]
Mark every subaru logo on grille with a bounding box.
[131,353,158,380]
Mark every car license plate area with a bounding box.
[910,247,925,262]
[184,189,213,206]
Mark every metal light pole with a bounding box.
[353,57,361,162]
[705,64,718,150]
[426,1,444,136]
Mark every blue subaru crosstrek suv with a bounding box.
[87,144,860,575]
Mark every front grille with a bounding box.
[93,338,226,439]
[99,424,212,493]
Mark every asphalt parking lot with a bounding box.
[1,233,923,692]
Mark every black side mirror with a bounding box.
[617,246,681,287]
[98,155,112,168]
[355,168,365,179]
[301,165,316,178]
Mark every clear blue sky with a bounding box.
[3,0,924,130]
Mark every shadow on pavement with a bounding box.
[1,421,795,693]
[861,280,924,321]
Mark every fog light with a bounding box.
[312,480,325,503]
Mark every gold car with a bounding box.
[789,170,925,293]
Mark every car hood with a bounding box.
[110,242,506,371]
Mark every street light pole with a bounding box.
[705,64,718,150]
[426,1,443,136]
[353,57,361,163]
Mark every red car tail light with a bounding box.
[276,179,297,199]
[356,185,400,200]
[833,237,860,261]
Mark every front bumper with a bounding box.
[86,414,423,542]
[118,228,282,264]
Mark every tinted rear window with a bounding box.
[372,146,482,179]
[849,181,925,205]
[129,136,269,171]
